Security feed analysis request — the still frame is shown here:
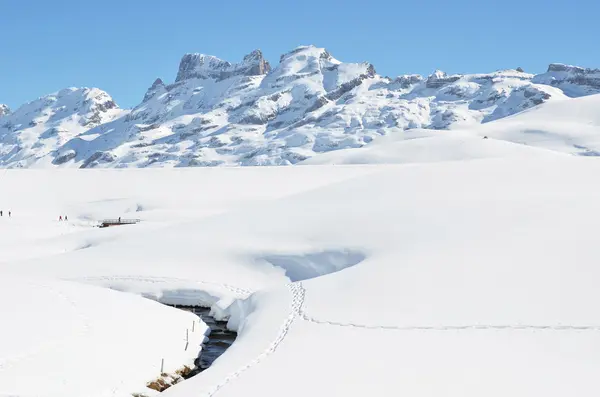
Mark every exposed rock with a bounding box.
[0,45,597,169]
[394,74,423,89]
[143,78,166,102]
[533,63,600,97]
[0,104,10,117]
[53,149,77,165]
[426,70,462,89]
[176,50,271,82]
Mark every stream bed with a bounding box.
[174,306,237,378]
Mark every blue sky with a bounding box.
[1,0,598,109]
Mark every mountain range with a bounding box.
[1,45,599,168]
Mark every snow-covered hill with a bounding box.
[1,46,599,168]
[0,88,125,167]
[3,157,600,396]
[301,93,600,165]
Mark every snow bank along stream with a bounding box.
[172,306,237,377]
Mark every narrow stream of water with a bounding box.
[174,306,237,378]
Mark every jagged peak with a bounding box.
[393,74,424,88]
[243,49,265,63]
[142,78,167,103]
[176,50,271,82]
[150,78,165,88]
[279,45,339,64]
[428,70,448,80]
[0,104,10,117]
[547,63,586,73]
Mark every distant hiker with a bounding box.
[0,210,3,217]
[59,215,62,221]
[64,215,68,221]
[118,217,121,223]
[8,211,11,217]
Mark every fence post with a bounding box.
[161,358,164,373]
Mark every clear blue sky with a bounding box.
[1,0,598,109]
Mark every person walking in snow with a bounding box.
[64,215,68,221]
[59,215,62,221]
[0,210,3,217]
[8,211,11,217]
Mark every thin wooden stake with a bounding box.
[161,358,164,373]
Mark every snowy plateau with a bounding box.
[2,45,600,397]
[1,45,600,168]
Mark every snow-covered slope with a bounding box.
[2,157,600,396]
[533,63,600,97]
[1,275,207,397]
[302,93,600,164]
[0,88,126,168]
[1,46,598,168]
[300,131,564,165]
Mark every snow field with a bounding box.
[0,276,208,397]
[2,154,600,396]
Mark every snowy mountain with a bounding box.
[1,46,599,168]
[0,88,125,167]
[302,93,600,165]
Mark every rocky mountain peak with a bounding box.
[426,70,461,88]
[176,50,271,82]
[547,63,586,73]
[142,78,167,102]
[1,45,599,169]
[533,63,600,97]
[241,49,271,76]
[279,45,337,64]
[0,104,10,117]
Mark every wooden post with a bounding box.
[161,358,164,373]
[192,321,195,332]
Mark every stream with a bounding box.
[173,306,237,378]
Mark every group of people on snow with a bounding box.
[0,210,11,217]
[58,215,68,221]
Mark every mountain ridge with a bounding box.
[1,45,599,168]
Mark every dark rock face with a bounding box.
[534,64,600,95]
[242,50,272,76]
[426,71,461,89]
[80,151,116,168]
[394,75,423,89]
[176,50,271,82]
[53,150,77,165]
[143,78,166,102]
[547,63,586,73]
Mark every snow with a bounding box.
[0,275,208,397]
[3,45,599,168]
[2,148,600,396]
[301,93,600,164]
